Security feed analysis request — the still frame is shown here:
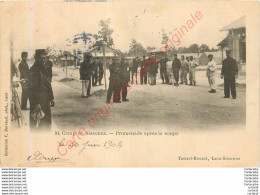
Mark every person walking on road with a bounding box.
[206,54,217,93]
[221,50,238,99]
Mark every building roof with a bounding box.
[217,36,229,47]
[220,16,245,31]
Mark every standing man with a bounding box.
[151,54,158,85]
[45,55,53,82]
[92,59,98,87]
[206,54,217,93]
[97,58,103,86]
[159,55,168,84]
[107,58,120,103]
[221,50,238,99]
[132,57,138,84]
[180,55,189,85]
[140,55,148,85]
[172,54,181,86]
[30,49,54,130]
[18,52,30,110]
[80,53,93,98]
[166,57,173,85]
[119,57,130,101]
[188,56,199,86]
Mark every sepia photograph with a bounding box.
[0,1,259,167]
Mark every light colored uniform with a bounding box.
[206,60,217,90]
[166,61,175,84]
[188,60,199,84]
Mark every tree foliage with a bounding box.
[92,18,114,49]
[128,39,147,57]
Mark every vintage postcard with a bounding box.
[0,1,259,167]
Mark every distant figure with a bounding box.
[45,56,53,82]
[172,54,181,86]
[159,55,168,84]
[140,55,148,85]
[80,53,93,98]
[132,57,138,84]
[96,58,103,85]
[186,56,191,84]
[18,52,30,110]
[166,58,174,85]
[92,59,98,86]
[221,50,238,99]
[150,54,158,85]
[188,56,199,86]
[180,55,189,85]
[206,54,217,93]
[30,49,54,130]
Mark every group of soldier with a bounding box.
[127,53,199,87]
[13,48,238,130]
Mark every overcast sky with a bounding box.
[6,1,247,59]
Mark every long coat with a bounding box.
[221,57,238,77]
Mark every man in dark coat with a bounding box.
[18,52,30,110]
[96,58,103,85]
[119,57,130,101]
[92,59,98,86]
[107,58,120,103]
[172,54,181,86]
[140,55,148,85]
[150,55,158,85]
[159,55,168,84]
[221,50,238,99]
[80,53,93,97]
[30,49,54,130]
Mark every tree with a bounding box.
[146,46,156,52]
[187,44,199,53]
[128,39,147,57]
[92,18,114,49]
[91,18,114,90]
[199,44,210,52]
[161,29,169,45]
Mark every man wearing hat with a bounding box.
[159,55,168,84]
[206,54,217,93]
[107,58,121,103]
[188,56,199,86]
[172,54,181,86]
[140,55,148,85]
[221,50,238,99]
[18,52,30,110]
[119,57,130,101]
[30,49,54,130]
[180,55,189,85]
[80,52,93,98]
